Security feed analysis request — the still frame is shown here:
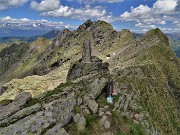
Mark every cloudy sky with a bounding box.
[0,0,179,33]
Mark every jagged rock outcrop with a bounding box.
[52,28,72,48]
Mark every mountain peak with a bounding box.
[144,28,169,46]
[77,19,93,31]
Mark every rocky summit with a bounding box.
[0,20,179,135]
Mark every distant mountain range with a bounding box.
[0,30,60,43]
[0,22,64,37]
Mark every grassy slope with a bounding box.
[134,40,180,134]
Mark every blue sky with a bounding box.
[0,0,179,33]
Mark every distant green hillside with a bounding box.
[0,30,60,43]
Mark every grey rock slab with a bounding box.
[0,96,76,135]
[0,92,32,121]
[0,103,41,127]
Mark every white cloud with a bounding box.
[30,0,60,12]
[142,18,167,25]
[100,14,117,23]
[153,0,177,14]
[119,0,179,33]
[120,0,178,20]
[41,5,107,20]
[29,0,108,21]
[69,0,124,4]
[173,20,180,28]
[0,0,28,10]
[135,22,156,29]
[120,5,151,19]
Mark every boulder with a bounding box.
[100,115,107,125]
[87,99,98,114]
[103,120,111,129]
[73,113,86,131]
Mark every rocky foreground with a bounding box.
[0,20,179,135]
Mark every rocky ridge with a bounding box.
[0,20,179,135]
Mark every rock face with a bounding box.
[67,57,109,81]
